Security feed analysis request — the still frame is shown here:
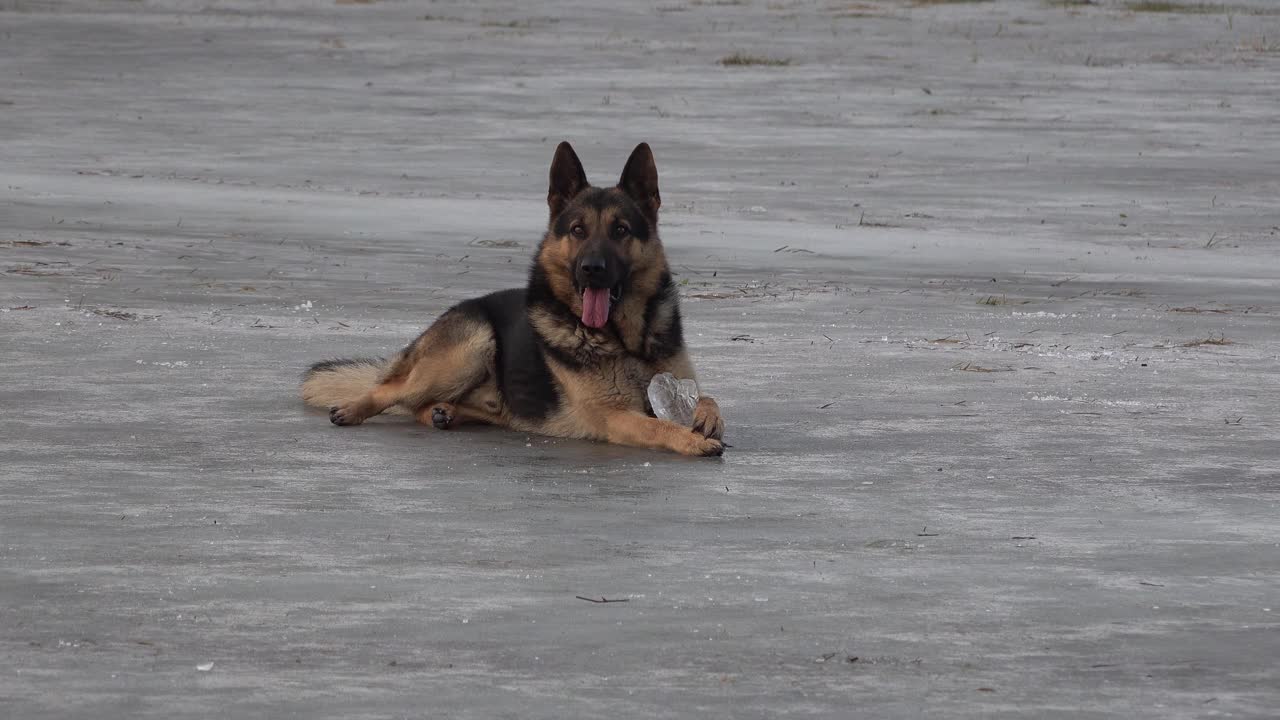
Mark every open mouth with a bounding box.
[580,285,621,329]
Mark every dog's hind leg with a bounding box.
[328,376,410,426]
[416,403,457,430]
[413,401,492,430]
[331,312,496,427]
[413,383,505,430]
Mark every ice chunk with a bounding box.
[647,372,699,426]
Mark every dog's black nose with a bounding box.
[580,257,607,277]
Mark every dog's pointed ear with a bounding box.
[618,142,660,219]
[548,141,588,220]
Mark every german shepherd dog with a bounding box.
[301,142,725,456]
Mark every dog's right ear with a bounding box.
[548,141,589,220]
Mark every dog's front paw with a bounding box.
[691,396,725,440]
[329,403,366,426]
[677,432,724,457]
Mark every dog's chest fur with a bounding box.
[552,325,661,411]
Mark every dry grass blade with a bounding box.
[720,53,791,67]
[1181,335,1234,347]
[951,362,1014,373]
[1126,1,1280,14]
[91,309,139,321]
[7,265,65,277]
[975,295,1029,306]
[1169,306,1230,314]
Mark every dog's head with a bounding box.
[536,142,664,330]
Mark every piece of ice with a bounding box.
[647,372,699,426]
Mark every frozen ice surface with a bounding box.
[2,1,1279,719]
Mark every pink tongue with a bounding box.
[581,287,611,329]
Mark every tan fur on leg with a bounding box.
[603,410,723,456]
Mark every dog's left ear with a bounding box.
[618,142,660,219]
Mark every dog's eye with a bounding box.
[612,224,629,240]
[570,225,587,239]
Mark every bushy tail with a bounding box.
[301,358,387,409]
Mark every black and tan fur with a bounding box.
[301,142,725,456]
